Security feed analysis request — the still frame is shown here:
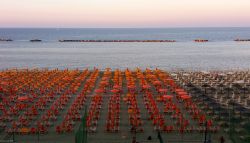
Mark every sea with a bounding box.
[0,28,250,71]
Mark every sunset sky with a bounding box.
[1,0,250,28]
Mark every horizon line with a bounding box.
[0,26,250,29]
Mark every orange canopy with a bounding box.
[100,81,108,85]
[20,127,30,133]
[111,89,120,93]
[159,88,168,93]
[153,81,161,85]
[177,91,188,95]
[142,84,150,89]
[95,89,104,93]
[18,96,29,101]
[180,95,191,100]
[163,95,173,99]
[127,85,136,89]
[113,85,121,89]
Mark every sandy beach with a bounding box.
[0,68,249,143]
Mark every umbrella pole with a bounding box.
[204,121,207,143]
[12,131,15,142]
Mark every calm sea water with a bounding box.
[0,28,250,70]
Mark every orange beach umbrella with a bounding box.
[18,96,29,102]
[180,95,191,100]
[163,95,173,99]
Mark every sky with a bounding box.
[1,0,250,28]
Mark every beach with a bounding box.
[0,68,249,143]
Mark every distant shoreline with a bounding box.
[1,27,250,42]
[1,39,250,42]
[58,39,177,42]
